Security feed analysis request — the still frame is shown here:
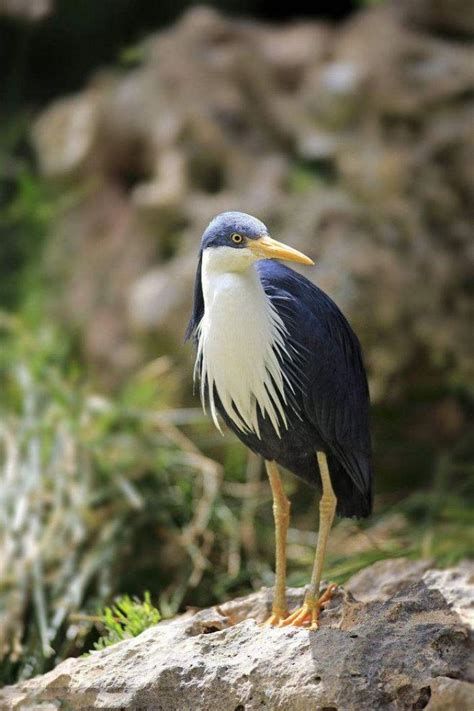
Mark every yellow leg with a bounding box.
[281,451,337,630]
[262,460,291,626]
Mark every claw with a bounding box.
[260,609,289,627]
[280,603,320,630]
[279,584,337,631]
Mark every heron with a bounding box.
[186,211,373,629]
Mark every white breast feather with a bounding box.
[195,250,293,438]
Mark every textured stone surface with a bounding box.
[345,557,434,602]
[1,560,472,710]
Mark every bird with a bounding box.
[186,211,373,629]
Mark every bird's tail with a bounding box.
[328,453,373,519]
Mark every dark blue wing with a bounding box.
[257,260,373,500]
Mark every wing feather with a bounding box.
[257,260,372,498]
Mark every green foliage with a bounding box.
[0,151,53,309]
[0,316,251,684]
[118,42,148,68]
[93,592,161,651]
[0,318,170,680]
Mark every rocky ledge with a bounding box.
[0,559,472,710]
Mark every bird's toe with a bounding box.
[279,584,337,630]
[260,609,289,627]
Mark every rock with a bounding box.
[428,677,474,710]
[304,60,369,129]
[1,560,472,710]
[32,88,104,179]
[128,253,196,334]
[346,557,434,602]
[423,564,474,627]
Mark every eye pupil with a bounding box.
[231,233,243,244]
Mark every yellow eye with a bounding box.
[231,233,243,244]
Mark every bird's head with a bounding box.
[200,211,314,273]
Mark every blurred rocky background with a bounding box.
[0,0,473,688]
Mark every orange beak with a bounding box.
[248,235,314,265]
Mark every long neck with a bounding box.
[201,251,265,311]
[197,250,288,437]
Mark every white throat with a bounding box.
[195,248,290,438]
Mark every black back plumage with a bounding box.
[187,258,373,518]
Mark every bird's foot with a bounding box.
[279,584,337,631]
[261,608,289,627]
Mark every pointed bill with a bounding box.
[247,235,314,265]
